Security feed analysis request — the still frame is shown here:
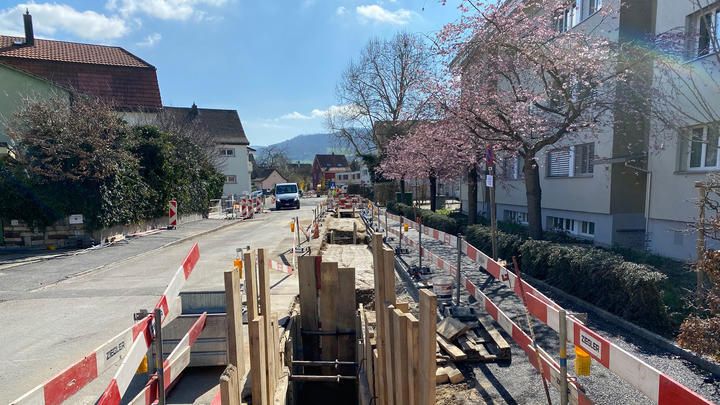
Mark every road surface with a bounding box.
[0,198,321,404]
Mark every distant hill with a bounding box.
[253,133,354,163]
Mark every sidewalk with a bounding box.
[0,218,244,300]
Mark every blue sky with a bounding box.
[0,1,461,146]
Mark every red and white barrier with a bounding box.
[268,258,294,274]
[169,199,177,228]
[385,212,713,405]
[127,313,208,405]
[11,243,201,405]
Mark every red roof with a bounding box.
[0,36,161,110]
[0,36,152,67]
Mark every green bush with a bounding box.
[519,240,554,279]
[465,225,523,260]
[386,202,458,234]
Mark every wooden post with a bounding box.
[371,234,387,405]
[392,309,408,405]
[418,289,437,405]
[338,267,357,370]
[244,251,259,320]
[361,305,375,399]
[382,247,396,304]
[219,364,240,405]
[383,304,396,405]
[257,249,275,401]
[224,269,245,378]
[249,316,268,405]
[319,261,339,373]
[271,313,281,381]
[406,314,419,405]
[298,256,320,361]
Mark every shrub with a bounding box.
[519,240,554,279]
[464,225,523,260]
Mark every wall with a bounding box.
[0,64,70,146]
[261,171,288,191]
[217,144,251,196]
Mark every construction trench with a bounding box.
[15,196,717,405]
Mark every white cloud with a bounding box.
[356,4,413,25]
[0,3,129,40]
[136,32,161,47]
[278,105,359,121]
[106,0,227,21]
[336,6,346,16]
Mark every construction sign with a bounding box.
[169,199,178,228]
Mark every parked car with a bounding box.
[274,182,300,210]
[251,190,263,199]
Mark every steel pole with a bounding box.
[154,308,166,405]
[385,211,388,240]
[418,219,423,270]
[490,167,498,261]
[399,217,403,253]
[559,309,568,405]
[456,234,463,306]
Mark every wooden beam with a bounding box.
[436,335,467,361]
[437,317,470,342]
[249,316,268,405]
[382,247,396,305]
[337,267,356,371]
[244,251,259,320]
[371,234,386,405]
[406,313,419,405]
[257,249,275,401]
[418,289,437,405]
[383,304,396,405]
[392,309,408,405]
[361,306,375,400]
[477,316,511,360]
[297,256,320,361]
[220,364,240,405]
[271,313,281,380]
[319,261,339,374]
[394,301,409,313]
[223,269,245,379]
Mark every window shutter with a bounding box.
[548,148,571,176]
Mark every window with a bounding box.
[588,0,601,15]
[555,3,576,33]
[502,156,524,180]
[219,148,235,157]
[555,0,602,32]
[547,143,594,177]
[225,175,237,184]
[687,125,720,170]
[548,216,595,238]
[504,210,528,225]
[694,5,720,57]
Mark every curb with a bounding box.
[522,273,720,378]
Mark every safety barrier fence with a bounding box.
[11,243,202,405]
[382,208,712,405]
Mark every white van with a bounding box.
[274,183,300,210]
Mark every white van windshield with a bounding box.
[276,184,298,194]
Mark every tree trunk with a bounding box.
[400,178,406,203]
[468,167,478,225]
[524,153,543,240]
[429,175,437,212]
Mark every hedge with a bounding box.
[386,201,459,235]
[464,225,670,332]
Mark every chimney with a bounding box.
[23,10,34,46]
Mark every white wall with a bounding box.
[217,144,251,196]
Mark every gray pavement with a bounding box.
[0,198,322,404]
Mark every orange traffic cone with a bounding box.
[313,222,320,239]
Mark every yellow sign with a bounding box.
[290,221,295,233]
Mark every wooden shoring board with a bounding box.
[383,304,396,405]
[406,313,419,405]
[371,233,387,405]
[297,256,320,361]
[392,309,409,405]
[477,316,511,360]
[220,364,241,405]
[257,249,275,400]
[418,289,437,405]
[361,306,375,399]
[244,251,259,320]
[337,267,357,366]
[224,269,246,378]
[319,261,339,374]
[249,316,268,405]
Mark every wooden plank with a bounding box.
[244,251,259,320]
[383,304,396,405]
[271,313,281,380]
[392,310,409,405]
[437,317,470,342]
[224,270,246,378]
[319,261,339,373]
[373,349,381,405]
[406,314,419,405]
[446,363,465,384]
[394,301,409,313]
[257,249,275,401]
[436,335,467,361]
[382,247,396,305]
[297,256,319,361]
[456,334,476,352]
[371,233,386,405]
[477,316,511,360]
[418,289,437,405]
[362,307,375,400]
[220,364,240,405]
[435,366,449,385]
[249,316,268,405]
[337,267,356,366]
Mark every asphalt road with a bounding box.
[0,198,321,404]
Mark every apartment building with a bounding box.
[460,0,654,248]
[646,0,720,260]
